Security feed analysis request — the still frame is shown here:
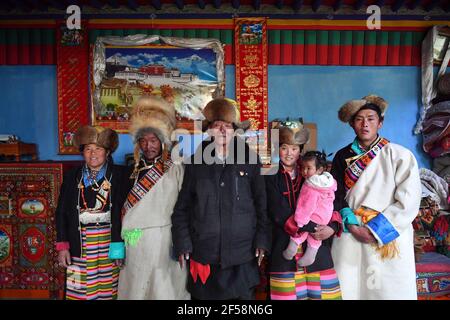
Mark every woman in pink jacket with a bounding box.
[283,151,337,266]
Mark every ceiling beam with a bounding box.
[353,0,365,10]
[312,0,321,12]
[89,0,105,9]
[425,0,439,11]
[253,0,261,10]
[8,0,29,12]
[0,1,13,12]
[293,0,303,11]
[127,0,139,11]
[391,0,405,12]
[333,0,342,11]
[65,0,80,7]
[175,0,184,10]
[408,0,420,9]
[30,0,48,11]
[108,0,120,9]
[276,0,283,9]
[197,0,206,9]
[151,0,162,10]
[47,0,66,10]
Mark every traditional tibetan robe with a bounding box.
[118,156,190,300]
[331,138,421,300]
[55,163,127,300]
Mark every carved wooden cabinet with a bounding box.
[0,143,38,162]
[0,163,65,299]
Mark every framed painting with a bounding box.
[92,34,225,133]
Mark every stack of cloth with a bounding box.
[414,169,450,260]
[433,155,450,185]
[416,252,450,300]
[414,167,450,300]
[420,168,449,211]
[423,74,450,158]
[413,196,441,259]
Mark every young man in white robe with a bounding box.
[330,94,421,300]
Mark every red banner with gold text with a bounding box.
[56,23,90,154]
[234,18,269,164]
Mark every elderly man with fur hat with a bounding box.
[171,97,271,300]
[330,95,421,300]
[265,122,343,300]
[118,96,189,300]
[55,125,128,300]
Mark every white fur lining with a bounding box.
[306,171,334,188]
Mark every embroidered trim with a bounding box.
[366,213,400,245]
[339,207,359,233]
[344,137,389,192]
[56,241,70,251]
[121,155,173,218]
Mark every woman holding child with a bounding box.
[265,122,343,300]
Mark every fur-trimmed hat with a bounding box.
[338,94,388,123]
[129,96,176,147]
[129,96,176,168]
[74,125,118,153]
[273,123,310,146]
[202,98,250,131]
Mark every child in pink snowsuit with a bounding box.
[283,151,337,266]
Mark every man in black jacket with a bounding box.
[171,98,271,300]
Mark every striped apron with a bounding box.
[65,225,119,300]
[269,246,342,300]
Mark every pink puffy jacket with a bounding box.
[294,172,337,227]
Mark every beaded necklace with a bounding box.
[76,164,114,250]
[87,169,100,191]
[131,155,161,184]
[82,164,106,191]
[77,163,112,213]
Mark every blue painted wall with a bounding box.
[0,65,431,168]
[0,66,81,162]
[267,66,430,168]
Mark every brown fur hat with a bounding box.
[129,96,176,147]
[275,124,310,146]
[202,98,250,131]
[338,94,388,123]
[74,125,119,153]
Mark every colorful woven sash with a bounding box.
[121,155,173,219]
[344,137,389,192]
